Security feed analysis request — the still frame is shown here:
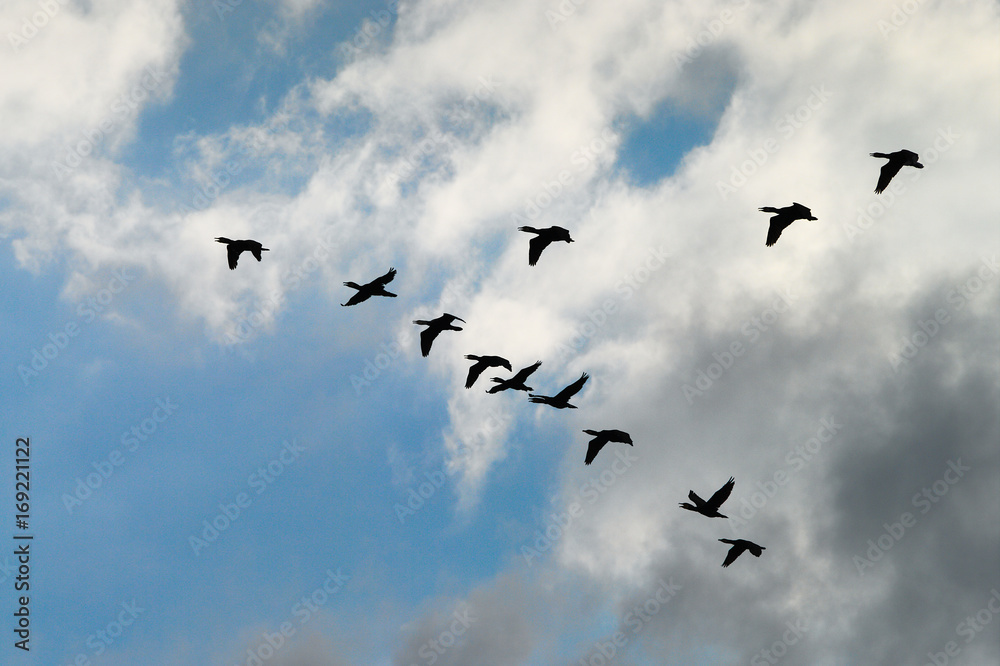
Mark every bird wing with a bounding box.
[251,246,263,262]
[766,218,789,247]
[747,541,765,557]
[687,490,705,506]
[227,245,240,270]
[420,327,440,357]
[465,361,487,389]
[721,543,745,567]
[875,161,902,194]
[342,291,369,306]
[584,432,609,465]
[707,477,735,510]
[555,372,589,401]
[513,361,542,382]
[373,267,397,286]
[527,236,551,266]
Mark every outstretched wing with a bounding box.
[875,161,902,194]
[722,543,745,568]
[584,432,609,465]
[373,267,397,287]
[555,372,589,401]
[687,490,705,506]
[227,245,240,270]
[527,236,551,266]
[465,361,487,389]
[707,477,735,510]
[251,246,263,262]
[766,218,789,247]
[420,327,440,357]
[512,360,542,382]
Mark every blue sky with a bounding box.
[1,1,999,665]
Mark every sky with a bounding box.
[1,0,998,664]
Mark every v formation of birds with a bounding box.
[216,149,925,568]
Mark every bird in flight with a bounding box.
[759,203,817,247]
[679,477,735,518]
[215,237,269,270]
[487,361,542,394]
[529,372,589,409]
[871,149,923,194]
[582,429,633,465]
[464,355,512,389]
[719,538,766,567]
[518,226,574,266]
[412,313,465,357]
[342,267,397,306]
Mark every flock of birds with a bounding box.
[214,148,925,568]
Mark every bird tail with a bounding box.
[215,237,232,244]
[518,226,538,234]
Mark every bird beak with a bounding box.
[262,248,270,251]
[456,317,466,323]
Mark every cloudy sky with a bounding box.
[1,0,998,664]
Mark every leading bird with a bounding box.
[719,538,766,567]
[215,237,269,270]
[412,313,465,357]
[342,267,397,306]
[679,477,734,518]
[871,149,923,194]
[581,429,633,465]
[518,226,574,266]
[528,372,589,409]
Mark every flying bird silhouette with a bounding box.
[759,203,817,247]
[518,226,574,266]
[215,237,269,270]
[528,372,589,409]
[871,149,923,194]
[719,538,766,567]
[582,429,633,465]
[342,267,397,306]
[487,361,542,394]
[679,477,735,518]
[412,313,465,357]
[464,355,512,389]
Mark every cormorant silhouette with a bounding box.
[412,313,465,357]
[342,267,397,306]
[487,361,542,394]
[679,477,734,518]
[871,149,923,194]
[464,355,512,389]
[719,538,765,567]
[582,429,633,465]
[758,203,817,247]
[215,237,269,270]
[518,226,574,266]
[528,372,589,409]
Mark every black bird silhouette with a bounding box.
[518,226,574,266]
[412,313,465,357]
[464,355,512,389]
[215,237,269,270]
[529,372,589,409]
[342,267,397,306]
[719,538,766,567]
[582,429,633,465]
[487,361,542,394]
[679,477,735,518]
[871,149,923,194]
[759,203,817,247]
